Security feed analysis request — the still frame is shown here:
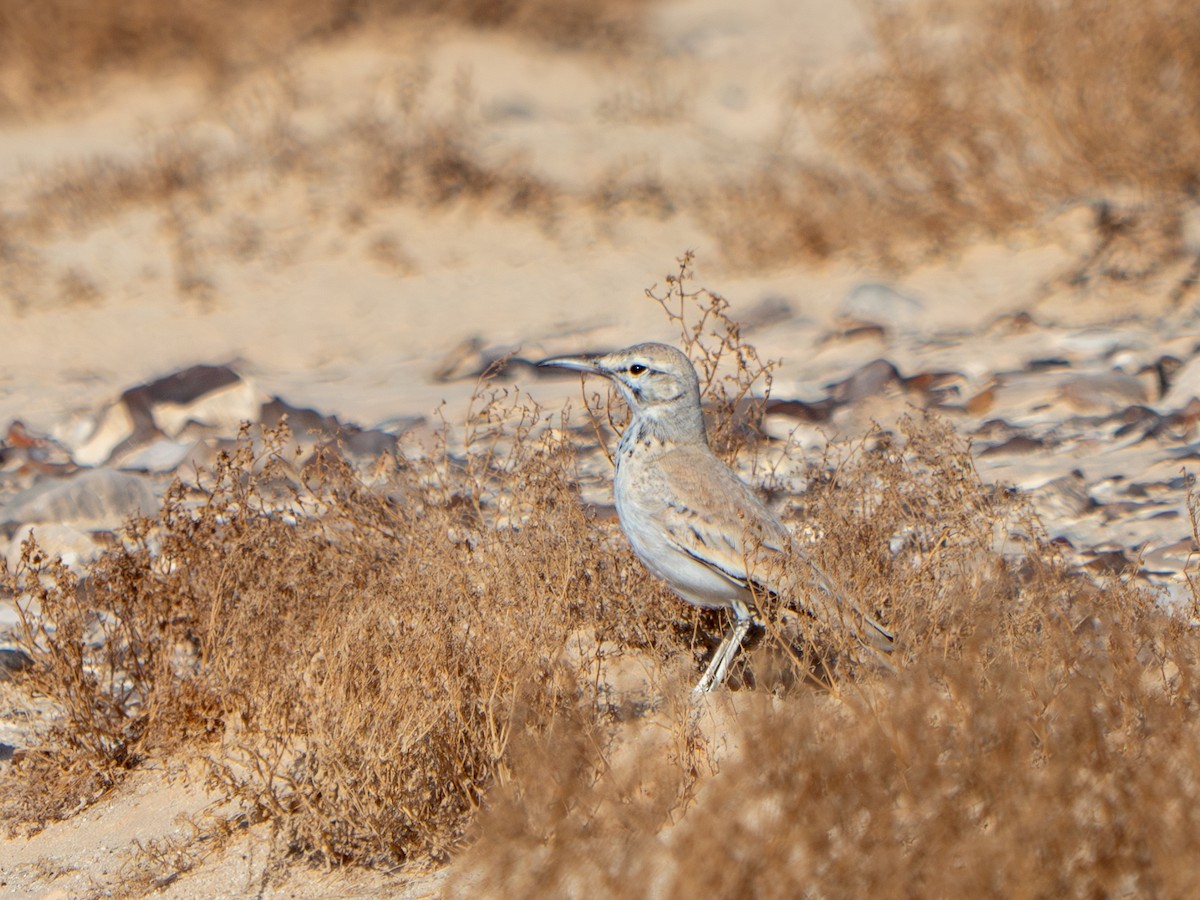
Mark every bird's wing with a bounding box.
[653,447,894,652]
[647,446,785,583]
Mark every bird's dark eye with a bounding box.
[628,364,647,376]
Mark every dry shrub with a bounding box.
[0,389,687,864]
[2,267,1192,892]
[9,91,560,307]
[447,298,1199,892]
[0,0,652,112]
[456,411,1200,897]
[21,84,558,240]
[799,413,1030,663]
[355,114,561,224]
[719,0,1200,273]
[641,603,1200,898]
[25,140,214,236]
[578,252,777,466]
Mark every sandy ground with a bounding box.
[2,0,1199,895]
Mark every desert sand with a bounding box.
[3,0,1199,895]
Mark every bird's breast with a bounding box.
[613,449,748,611]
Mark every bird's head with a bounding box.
[538,342,706,441]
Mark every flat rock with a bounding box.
[115,438,209,473]
[151,382,259,439]
[69,400,138,468]
[1050,327,1140,359]
[1162,354,1200,411]
[0,647,33,682]
[260,397,341,437]
[1060,372,1151,413]
[978,435,1046,457]
[6,522,102,569]
[0,469,158,536]
[1031,472,1095,520]
[66,365,261,467]
[839,283,923,330]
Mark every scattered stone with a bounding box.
[6,523,102,569]
[0,469,158,537]
[1060,372,1151,413]
[1031,473,1095,520]
[133,365,260,438]
[1150,355,1185,398]
[828,359,902,404]
[821,322,888,347]
[985,311,1039,334]
[903,371,970,406]
[0,647,33,682]
[1106,405,1162,439]
[67,365,260,466]
[1028,357,1071,371]
[839,283,923,330]
[965,385,997,416]
[261,397,340,437]
[70,400,138,467]
[978,435,1045,457]
[1052,328,1133,358]
[0,422,74,474]
[432,338,536,382]
[1162,354,1200,411]
[1083,548,1137,576]
[764,398,833,424]
[329,428,399,462]
[258,399,409,464]
[1141,539,1199,573]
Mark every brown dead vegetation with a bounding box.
[0,0,650,113]
[7,92,561,310]
[718,0,1200,280]
[9,0,1199,314]
[3,266,1198,895]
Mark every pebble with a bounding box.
[1161,353,1200,411]
[827,359,902,404]
[839,283,924,330]
[63,364,260,467]
[1060,373,1151,413]
[0,468,159,536]
[6,522,102,570]
[1030,472,1095,520]
[0,647,33,681]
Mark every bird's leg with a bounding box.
[693,598,754,695]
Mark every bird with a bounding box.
[538,342,893,694]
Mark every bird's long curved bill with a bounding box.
[537,354,605,374]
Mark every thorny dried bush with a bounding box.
[456,416,1200,897]
[1,275,1194,892]
[464,595,1200,898]
[580,252,777,464]
[0,398,690,865]
[719,0,1200,284]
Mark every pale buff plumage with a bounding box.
[539,342,893,693]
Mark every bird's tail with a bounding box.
[798,556,896,670]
